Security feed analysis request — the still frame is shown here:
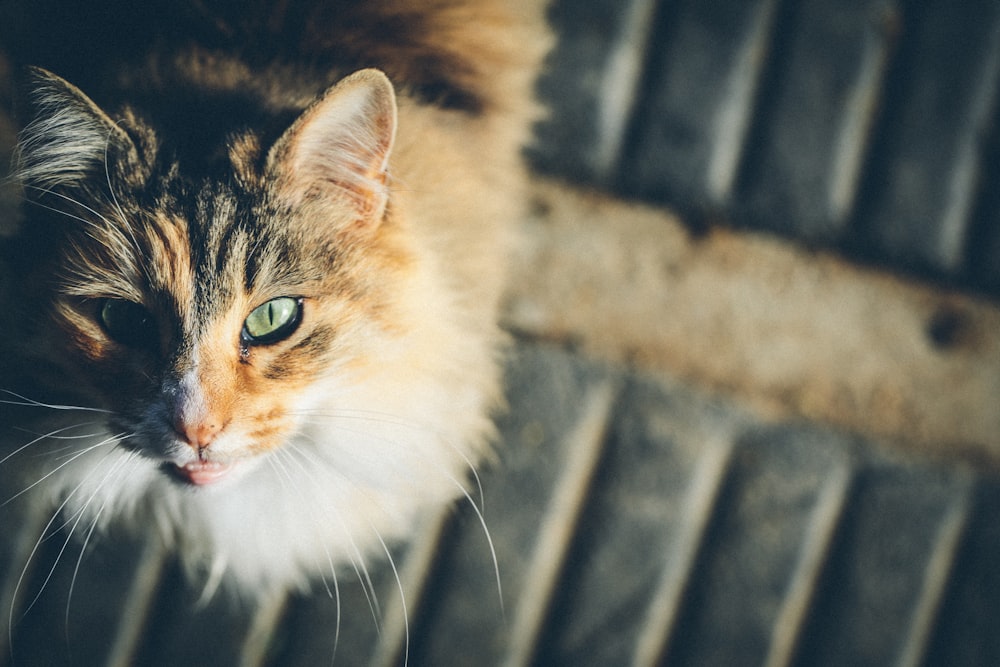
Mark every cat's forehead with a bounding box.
[177,188,332,296]
[105,181,257,319]
[161,184,259,287]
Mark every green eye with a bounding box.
[99,299,157,348]
[243,297,302,345]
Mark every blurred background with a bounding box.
[532,0,1000,296]
[2,0,1000,665]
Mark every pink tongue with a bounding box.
[177,461,234,486]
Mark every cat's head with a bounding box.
[12,67,413,487]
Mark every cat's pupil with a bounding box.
[99,299,157,348]
[242,297,302,345]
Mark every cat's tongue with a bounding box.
[175,461,234,486]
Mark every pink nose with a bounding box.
[174,417,224,450]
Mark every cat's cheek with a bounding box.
[64,330,109,365]
[65,335,160,400]
[55,303,147,365]
[98,370,157,405]
[119,428,187,466]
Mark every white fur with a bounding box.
[23,368,490,595]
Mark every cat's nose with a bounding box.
[169,372,228,451]
[174,416,224,450]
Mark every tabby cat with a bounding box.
[0,0,550,596]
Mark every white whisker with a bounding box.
[2,433,129,507]
[283,443,380,611]
[293,407,504,613]
[102,122,157,290]
[292,407,490,509]
[455,480,504,617]
[19,186,144,290]
[12,425,105,441]
[0,423,102,467]
[372,528,408,667]
[268,448,343,663]
[0,391,111,414]
[64,451,136,634]
[268,450,336,599]
[20,187,126,249]
[8,443,123,638]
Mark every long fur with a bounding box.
[0,0,551,597]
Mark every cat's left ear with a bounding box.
[269,69,397,232]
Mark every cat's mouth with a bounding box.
[167,460,237,486]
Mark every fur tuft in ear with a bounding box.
[269,69,398,229]
[16,68,135,191]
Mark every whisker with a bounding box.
[268,448,343,664]
[27,446,128,613]
[283,443,377,594]
[11,425,105,441]
[103,124,156,290]
[267,450,337,600]
[279,442,390,647]
[2,433,130,508]
[287,419,494,665]
[292,408,490,505]
[455,480,504,618]
[294,409,504,613]
[19,186,144,288]
[20,188,122,246]
[64,451,135,635]
[0,391,111,414]
[65,506,105,642]
[8,444,122,638]
[372,528,409,667]
[0,423,104,467]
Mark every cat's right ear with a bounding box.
[15,68,137,192]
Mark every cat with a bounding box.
[0,0,551,598]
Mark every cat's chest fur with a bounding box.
[0,1,550,596]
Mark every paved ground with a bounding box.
[1,341,998,666]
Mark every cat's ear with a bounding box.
[15,67,137,191]
[268,69,397,232]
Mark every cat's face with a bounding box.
[15,68,403,487]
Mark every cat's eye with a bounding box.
[242,297,302,345]
[99,299,158,348]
